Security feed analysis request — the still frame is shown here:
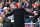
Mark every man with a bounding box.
[1,3,38,27]
[34,11,40,27]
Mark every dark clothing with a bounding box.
[39,0,40,2]
[33,11,40,23]
[5,4,10,7]
[32,15,39,23]
[14,0,19,2]
[38,6,40,10]
[5,8,34,27]
[3,0,9,2]
[38,11,40,16]
[3,22,13,27]
[28,5,33,9]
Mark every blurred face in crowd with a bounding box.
[6,1,9,4]
[31,9,33,12]
[17,3,22,9]
[34,6,37,8]
[4,9,7,12]
[37,3,39,7]
[27,2,30,6]
[1,12,5,16]
[28,9,31,12]
[28,9,33,12]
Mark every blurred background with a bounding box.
[0,0,40,27]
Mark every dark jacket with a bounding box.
[5,8,34,27]
[33,11,40,23]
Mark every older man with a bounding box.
[1,3,38,27]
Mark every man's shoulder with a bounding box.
[13,8,25,10]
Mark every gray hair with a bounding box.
[17,3,22,6]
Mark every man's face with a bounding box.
[18,4,22,9]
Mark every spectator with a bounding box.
[3,7,8,14]
[5,1,10,7]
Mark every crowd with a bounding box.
[0,0,40,27]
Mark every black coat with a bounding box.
[5,8,34,27]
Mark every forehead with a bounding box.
[17,3,22,6]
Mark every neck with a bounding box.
[17,7,22,10]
